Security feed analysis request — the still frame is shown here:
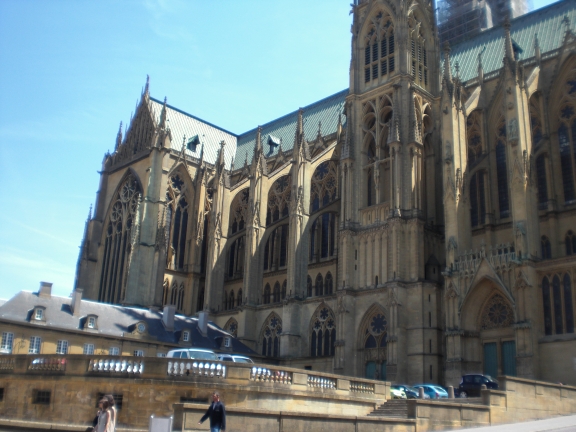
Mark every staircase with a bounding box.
[369,399,409,418]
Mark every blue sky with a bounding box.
[0,0,557,301]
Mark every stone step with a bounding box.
[369,399,410,419]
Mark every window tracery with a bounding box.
[224,318,238,337]
[165,174,189,271]
[536,155,548,208]
[263,283,271,304]
[273,282,281,303]
[495,117,510,218]
[309,213,337,262]
[408,13,428,87]
[542,274,576,335]
[325,272,333,295]
[479,294,514,330]
[541,236,551,260]
[227,236,244,279]
[263,224,289,270]
[467,111,483,165]
[230,189,249,235]
[99,173,141,304]
[358,306,388,379]
[261,313,282,357]
[315,273,324,296]
[557,69,576,204]
[310,305,336,357]
[266,176,291,226]
[363,11,395,84]
[310,161,338,213]
[566,230,576,256]
[307,276,313,298]
[470,171,486,227]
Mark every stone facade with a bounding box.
[74,0,576,386]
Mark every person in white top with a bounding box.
[104,394,117,431]
[96,399,112,432]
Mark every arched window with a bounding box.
[530,93,544,146]
[536,155,548,208]
[178,284,185,311]
[557,71,576,204]
[310,305,336,357]
[224,318,238,337]
[325,272,333,295]
[467,111,483,165]
[363,11,395,83]
[229,189,249,235]
[263,284,271,304]
[170,282,178,305]
[261,313,282,357]
[197,285,205,312]
[310,213,338,262]
[479,294,514,330]
[310,161,338,213]
[237,289,243,306]
[266,176,291,226]
[564,274,574,334]
[408,12,428,87]
[281,280,287,300]
[553,275,563,334]
[162,280,169,305]
[359,307,388,380]
[470,171,486,227]
[542,277,552,335]
[273,282,281,303]
[307,276,313,298]
[566,231,576,256]
[99,173,141,304]
[315,274,324,297]
[228,290,235,310]
[263,225,289,271]
[495,118,510,218]
[165,174,190,270]
[541,236,551,260]
[367,168,374,207]
[228,237,244,279]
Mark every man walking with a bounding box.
[198,391,226,432]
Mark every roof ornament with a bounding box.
[230,156,235,172]
[255,125,262,153]
[317,121,322,141]
[144,75,150,96]
[534,33,541,64]
[199,142,205,166]
[337,112,343,142]
[454,61,460,79]
[159,97,168,129]
[88,204,93,221]
[504,15,515,61]
[443,42,452,82]
[115,121,123,151]
[477,47,485,83]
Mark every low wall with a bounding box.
[173,404,416,432]
[0,355,387,429]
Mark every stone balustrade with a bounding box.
[250,366,291,384]
[168,360,226,378]
[28,357,67,371]
[307,374,336,389]
[0,358,14,371]
[350,380,375,393]
[88,358,143,374]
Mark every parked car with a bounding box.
[218,354,254,363]
[458,374,498,397]
[390,386,407,399]
[166,348,218,360]
[392,384,429,399]
[413,384,449,399]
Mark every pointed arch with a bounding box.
[165,170,193,271]
[260,312,282,358]
[478,293,515,330]
[310,161,338,213]
[162,279,169,305]
[358,304,388,380]
[266,175,291,226]
[229,188,249,235]
[361,8,395,85]
[98,170,142,304]
[307,275,313,298]
[178,283,185,311]
[273,282,281,303]
[315,273,324,296]
[263,283,271,304]
[224,317,238,337]
[170,281,178,306]
[309,303,336,357]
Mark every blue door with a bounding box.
[483,343,498,378]
[365,361,376,379]
[501,340,517,376]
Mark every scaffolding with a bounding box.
[438,0,493,46]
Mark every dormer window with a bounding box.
[267,135,280,155]
[35,309,43,320]
[88,317,96,329]
[187,135,200,152]
[32,306,46,322]
[183,331,190,342]
[136,322,146,334]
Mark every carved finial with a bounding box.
[230,156,235,171]
[199,142,205,165]
[255,126,262,153]
[143,75,150,97]
[443,41,452,81]
[562,15,570,33]
[218,140,226,167]
[504,15,515,61]
[534,33,541,64]
[317,121,322,140]
[88,204,92,221]
[297,108,304,138]
[159,97,168,129]
[454,61,460,78]
[115,121,123,151]
[477,48,485,83]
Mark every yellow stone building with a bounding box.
[72,0,576,386]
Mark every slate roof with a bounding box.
[448,0,576,82]
[149,97,238,170]
[235,89,348,168]
[0,291,254,354]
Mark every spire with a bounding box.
[443,42,452,82]
[504,15,515,61]
[336,112,343,142]
[144,75,150,96]
[411,95,422,144]
[388,85,401,144]
[115,121,123,151]
[230,156,235,172]
[477,47,485,82]
[293,108,309,160]
[534,33,541,64]
[255,126,262,154]
[159,97,168,129]
[218,140,226,167]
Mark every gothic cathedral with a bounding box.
[75,0,576,385]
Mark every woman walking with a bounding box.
[96,399,112,432]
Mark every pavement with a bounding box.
[439,414,576,432]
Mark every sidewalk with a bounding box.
[439,414,576,431]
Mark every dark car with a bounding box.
[392,384,428,399]
[458,374,498,397]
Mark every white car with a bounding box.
[217,354,254,363]
[166,348,218,360]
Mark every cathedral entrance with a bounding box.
[359,306,388,380]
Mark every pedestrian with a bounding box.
[198,391,226,432]
[104,394,117,431]
[96,399,112,432]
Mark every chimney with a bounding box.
[198,311,209,337]
[38,282,52,298]
[71,289,83,316]
[162,305,175,331]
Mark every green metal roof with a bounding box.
[448,0,575,82]
[235,89,347,168]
